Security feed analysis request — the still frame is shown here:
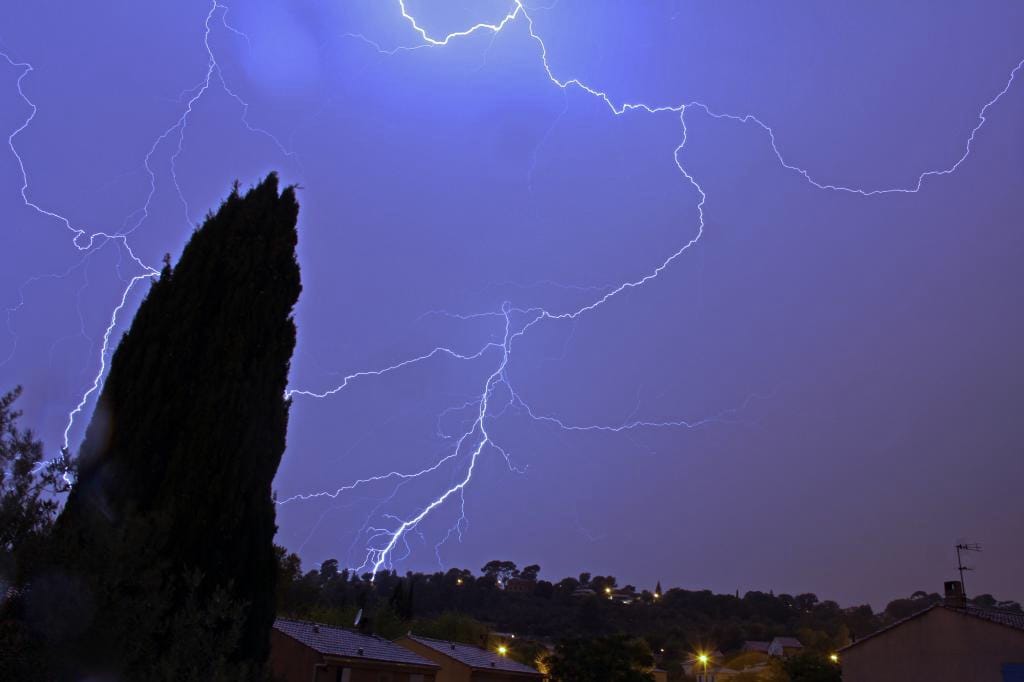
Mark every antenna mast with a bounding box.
[955,542,981,597]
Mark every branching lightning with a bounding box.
[1,1,293,460]
[281,1,1024,576]
[3,1,1021,577]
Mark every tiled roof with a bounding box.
[405,634,543,676]
[274,619,438,668]
[840,603,1024,652]
[961,605,1024,631]
[771,637,803,648]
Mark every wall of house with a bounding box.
[323,663,437,682]
[470,671,541,682]
[842,608,1024,682]
[269,629,324,682]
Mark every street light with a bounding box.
[829,653,839,664]
[697,653,709,674]
[498,645,508,656]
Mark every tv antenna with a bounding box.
[955,542,981,596]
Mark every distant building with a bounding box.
[840,581,1024,682]
[270,618,439,682]
[504,577,535,594]
[571,586,596,598]
[741,641,770,654]
[398,634,545,681]
[767,636,803,657]
[610,586,640,604]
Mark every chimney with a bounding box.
[944,580,966,609]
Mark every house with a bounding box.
[397,633,545,681]
[504,577,535,594]
[270,618,440,682]
[611,588,640,604]
[767,636,803,657]
[840,581,1024,682]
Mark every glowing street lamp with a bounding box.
[696,652,710,679]
[498,645,508,656]
[829,653,839,664]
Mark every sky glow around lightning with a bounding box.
[2,1,1022,578]
[283,0,1024,576]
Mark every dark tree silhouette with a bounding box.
[0,387,61,571]
[520,564,541,581]
[783,651,842,682]
[43,174,301,679]
[546,635,655,682]
[0,386,66,682]
[482,560,519,585]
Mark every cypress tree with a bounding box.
[43,174,301,678]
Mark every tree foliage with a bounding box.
[34,174,301,678]
[782,651,842,682]
[0,387,68,682]
[0,387,65,571]
[546,635,655,682]
[482,559,520,584]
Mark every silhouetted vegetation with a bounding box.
[1,174,301,680]
[0,177,1020,681]
[0,387,66,578]
[0,386,68,681]
[547,635,655,682]
[275,554,1022,680]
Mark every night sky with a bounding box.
[2,1,1023,608]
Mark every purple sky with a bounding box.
[2,1,1023,608]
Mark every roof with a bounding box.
[742,641,770,652]
[840,604,1024,653]
[771,637,803,648]
[273,619,438,668]
[405,634,543,676]
[961,604,1024,631]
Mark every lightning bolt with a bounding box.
[1,0,295,465]
[280,1,1024,577]
[4,1,1021,577]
